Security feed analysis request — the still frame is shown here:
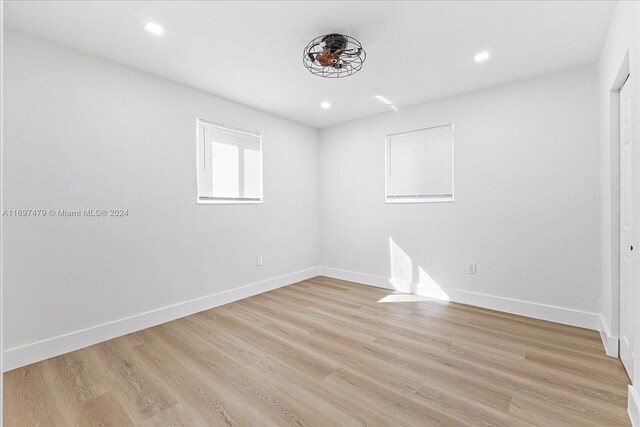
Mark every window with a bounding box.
[385,124,454,203]
[197,119,263,204]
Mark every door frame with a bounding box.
[606,51,631,359]
[619,74,633,378]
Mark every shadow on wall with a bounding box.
[378,237,450,303]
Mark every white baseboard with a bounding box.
[320,266,600,331]
[3,267,321,372]
[598,314,619,357]
[630,385,640,427]
[320,267,395,290]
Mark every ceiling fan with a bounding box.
[303,33,366,78]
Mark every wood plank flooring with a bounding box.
[4,277,632,426]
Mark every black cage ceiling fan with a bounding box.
[303,33,366,78]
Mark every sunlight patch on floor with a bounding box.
[377,293,437,303]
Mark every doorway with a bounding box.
[619,74,634,379]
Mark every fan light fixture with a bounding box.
[303,33,366,78]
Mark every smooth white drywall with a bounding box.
[2,30,320,352]
[320,64,600,314]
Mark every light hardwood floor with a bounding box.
[4,277,632,426]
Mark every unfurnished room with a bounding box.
[0,1,639,426]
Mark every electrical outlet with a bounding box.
[257,256,263,266]
[468,263,477,275]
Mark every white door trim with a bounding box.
[619,75,634,379]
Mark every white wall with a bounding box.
[598,1,640,424]
[2,30,320,366]
[320,65,601,324]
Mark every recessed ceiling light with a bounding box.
[145,22,164,36]
[321,102,331,109]
[474,51,490,62]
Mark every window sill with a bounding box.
[197,199,263,205]
[385,197,454,204]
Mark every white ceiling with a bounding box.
[5,1,615,128]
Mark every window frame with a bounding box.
[196,119,264,205]
[384,124,455,204]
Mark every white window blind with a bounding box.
[385,124,453,203]
[197,119,263,203]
